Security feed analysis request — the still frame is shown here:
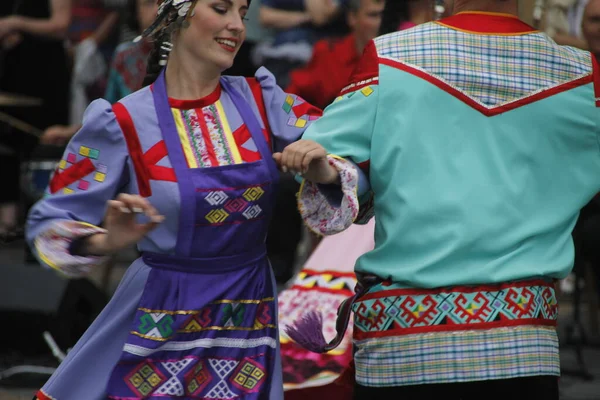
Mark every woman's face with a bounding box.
[177,0,248,72]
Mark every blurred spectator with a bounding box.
[68,0,120,123]
[226,0,273,77]
[379,0,436,35]
[379,0,409,34]
[286,0,385,109]
[398,0,435,30]
[0,0,72,234]
[583,0,600,54]
[103,0,155,102]
[42,0,156,146]
[545,0,589,48]
[257,0,349,88]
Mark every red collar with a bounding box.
[167,84,222,109]
[435,11,538,35]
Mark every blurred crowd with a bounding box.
[0,0,436,280]
[0,0,599,286]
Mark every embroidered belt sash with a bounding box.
[352,279,558,340]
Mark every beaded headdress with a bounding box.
[135,0,251,65]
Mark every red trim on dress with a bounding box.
[49,158,95,194]
[142,140,177,182]
[245,77,273,149]
[112,102,152,197]
[292,101,323,118]
[35,390,54,400]
[147,165,177,182]
[233,125,261,163]
[435,11,537,35]
[380,58,593,116]
[167,84,222,109]
[197,107,219,167]
[143,140,169,165]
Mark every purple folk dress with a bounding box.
[26,67,321,400]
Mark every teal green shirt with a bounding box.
[302,20,600,288]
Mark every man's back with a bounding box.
[291,9,592,397]
[308,12,600,288]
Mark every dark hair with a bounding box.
[142,3,180,87]
[141,0,253,86]
[378,1,410,35]
[126,0,140,34]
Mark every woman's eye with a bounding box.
[213,7,227,14]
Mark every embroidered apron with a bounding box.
[106,71,280,399]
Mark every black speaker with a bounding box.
[0,265,107,358]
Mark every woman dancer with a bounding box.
[27,0,321,398]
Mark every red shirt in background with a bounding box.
[286,34,362,110]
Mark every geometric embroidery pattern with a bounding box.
[224,198,249,213]
[221,303,246,327]
[205,190,229,206]
[182,308,212,332]
[230,358,267,392]
[205,208,230,224]
[49,142,106,195]
[282,94,322,127]
[206,359,238,399]
[242,187,264,202]
[138,313,175,339]
[254,302,272,329]
[124,362,166,397]
[201,185,266,226]
[360,86,374,97]
[293,269,356,292]
[242,205,262,220]
[155,359,194,396]
[353,282,558,339]
[136,298,276,340]
[184,359,213,396]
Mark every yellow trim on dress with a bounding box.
[171,109,198,168]
[215,100,243,164]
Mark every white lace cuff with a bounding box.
[34,220,109,278]
[298,155,360,235]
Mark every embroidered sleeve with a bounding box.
[26,99,130,277]
[299,41,380,233]
[255,67,323,152]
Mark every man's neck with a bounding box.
[453,0,519,16]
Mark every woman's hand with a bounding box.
[273,140,339,184]
[83,194,165,256]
